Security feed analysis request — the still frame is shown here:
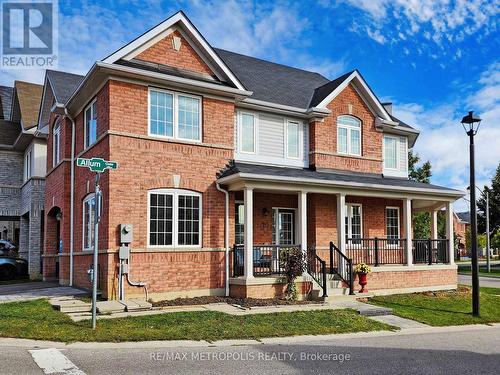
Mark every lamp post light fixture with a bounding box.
[461,111,482,317]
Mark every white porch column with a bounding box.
[403,198,413,266]
[430,210,438,240]
[244,187,254,278]
[445,201,455,265]
[298,191,307,256]
[336,193,346,254]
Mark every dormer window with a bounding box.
[337,115,361,156]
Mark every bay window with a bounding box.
[337,115,361,156]
[149,88,201,141]
[384,136,398,169]
[148,189,201,247]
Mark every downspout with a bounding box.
[64,108,76,286]
[216,183,230,296]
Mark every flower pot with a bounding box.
[358,272,368,293]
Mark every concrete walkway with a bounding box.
[0,282,88,304]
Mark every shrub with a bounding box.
[280,247,306,300]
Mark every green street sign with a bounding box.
[76,158,118,173]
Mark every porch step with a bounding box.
[50,298,92,313]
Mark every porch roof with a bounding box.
[217,161,464,198]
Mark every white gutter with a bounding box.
[64,108,76,286]
[216,183,230,296]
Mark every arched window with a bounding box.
[148,189,202,248]
[82,194,96,250]
[337,115,361,156]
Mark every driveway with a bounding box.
[0,281,88,303]
[458,274,500,288]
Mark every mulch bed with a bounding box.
[151,296,320,308]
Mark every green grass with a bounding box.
[458,265,500,278]
[0,299,394,343]
[369,286,500,326]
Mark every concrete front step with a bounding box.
[119,299,152,312]
[96,300,126,314]
[49,299,92,313]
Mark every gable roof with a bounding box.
[456,212,471,224]
[46,70,85,105]
[0,120,20,146]
[13,81,43,130]
[102,11,245,91]
[309,71,354,107]
[0,86,14,120]
[214,48,329,108]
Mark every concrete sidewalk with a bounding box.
[0,282,88,304]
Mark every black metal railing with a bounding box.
[345,238,407,265]
[329,242,355,295]
[412,239,449,264]
[232,244,301,277]
[307,247,328,297]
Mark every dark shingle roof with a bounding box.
[456,212,471,224]
[0,120,20,145]
[389,113,415,130]
[214,48,329,108]
[309,71,354,107]
[217,162,461,194]
[0,86,14,120]
[46,70,84,104]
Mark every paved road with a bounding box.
[1,326,499,374]
[458,274,500,288]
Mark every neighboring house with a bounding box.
[454,211,470,256]
[39,11,463,300]
[0,81,45,278]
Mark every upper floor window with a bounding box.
[384,135,398,169]
[84,99,97,148]
[149,88,201,142]
[83,194,96,250]
[240,112,256,153]
[53,120,61,167]
[337,115,361,156]
[24,147,32,181]
[148,189,202,248]
[286,121,300,158]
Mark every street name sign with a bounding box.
[76,158,118,173]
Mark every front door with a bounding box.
[272,209,295,245]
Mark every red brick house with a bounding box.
[38,11,463,300]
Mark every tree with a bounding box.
[477,163,500,237]
[409,151,433,239]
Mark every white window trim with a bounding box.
[235,200,244,245]
[238,110,258,155]
[346,203,363,239]
[84,98,97,149]
[383,135,399,170]
[385,206,401,247]
[24,146,33,182]
[272,207,298,245]
[147,188,202,249]
[82,193,96,251]
[148,87,202,143]
[284,119,302,160]
[52,122,60,167]
[337,115,362,157]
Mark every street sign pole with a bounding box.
[76,157,117,329]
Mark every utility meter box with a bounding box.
[119,245,130,260]
[120,224,133,244]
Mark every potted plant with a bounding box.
[354,263,371,293]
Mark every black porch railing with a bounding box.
[232,244,301,277]
[345,238,407,265]
[329,242,355,295]
[306,247,328,297]
[412,239,449,264]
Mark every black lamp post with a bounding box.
[461,110,481,317]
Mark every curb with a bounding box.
[0,323,498,349]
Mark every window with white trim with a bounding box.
[240,113,256,153]
[345,204,362,242]
[148,189,201,247]
[386,207,400,244]
[384,135,398,169]
[83,194,96,250]
[24,147,32,181]
[53,120,61,167]
[149,89,201,141]
[286,120,300,158]
[337,115,361,156]
[235,202,244,245]
[84,100,97,148]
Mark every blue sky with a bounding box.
[2,0,499,211]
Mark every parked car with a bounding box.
[0,246,28,280]
[0,239,17,254]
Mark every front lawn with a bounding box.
[0,299,394,342]
[370,286,500,326]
